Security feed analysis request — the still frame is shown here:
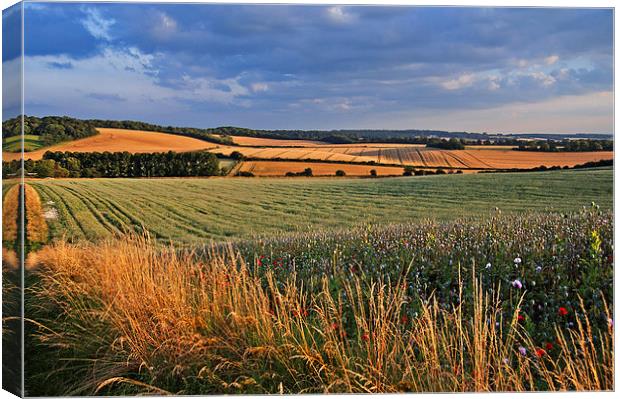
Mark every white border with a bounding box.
[0,1,617,398]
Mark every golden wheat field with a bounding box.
[227,135,326,147]
[2,184,19,242]
[5,127,612,171]
[238,161,407,176]
[213,145,612,169]
[24,184,48,243]
[4,128,219,161]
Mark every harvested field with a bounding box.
[24,184,48,243]
[5,128,219,161]
[2,184,19,242]
[7,126,610,171]
[228,136,326,147]
[238,161,406,176]
[464,145,517,150]
[214,145,612,170]
[212,146,378,163]
[461,149,614,169]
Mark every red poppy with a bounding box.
[545,342,553,351]
[361,333,369,342]
[331,322,339,330]
[401,315,409,325]
[517,314,525,322]
[558,307,569,316]
[535,348,546,358]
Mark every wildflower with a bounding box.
[558,307,569,316]
[535,348,546,358]
[401,315,409,325]
[361,333,370,342]
[503,358,510,365]
[517,314,525,323]
[535,265,542,273]
[518,346,527,356]
[485,262,492,269]
[512,279,523,289]
[331,322,339,330]
[545,342,553,351]
[608,318,614,329]
[514,257,522,264]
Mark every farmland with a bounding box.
[6,117,615,397]
[227,135,327,146]
[237,160,410,176]
[2,134,45,152]
[3,128,218,161]
[28,168,612,243]
[212,144,612,170]
[4,126,611,173]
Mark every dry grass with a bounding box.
[2,184,20,242]
[29,235,614,395]
[2,247,18,271]
[24,184,48,243]
[8,128,218,161]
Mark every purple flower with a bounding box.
[518,346,527,356]
[512,279,523,289]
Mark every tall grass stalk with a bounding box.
[27,235,613,395]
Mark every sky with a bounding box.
[2,2,614,133]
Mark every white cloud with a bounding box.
[250,82,269,93]
[441,73,475,90]
[150,11,178,39]
[544,55,560,65]
[81,7,115,41]
[487,76,501,91]
[326,6,355,24]
[160,12,177,31]
[23,46,258,116]
[516,59,529,68]
[529,71,556,87]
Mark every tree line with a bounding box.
[514,139,613,152]
[2,151,221,178]
[2,115,98,147]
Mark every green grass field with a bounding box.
[28,168,613,243]
[2,134,45,152]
